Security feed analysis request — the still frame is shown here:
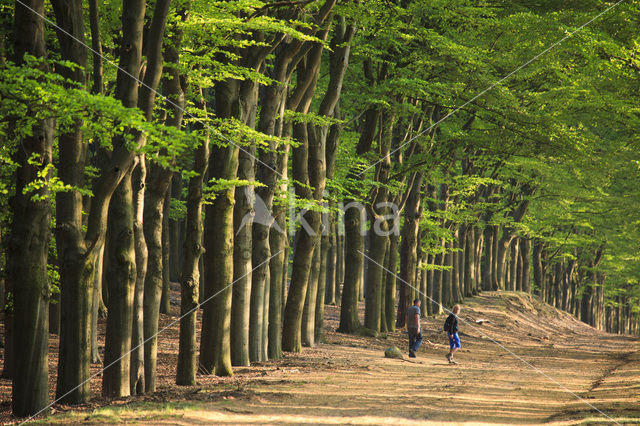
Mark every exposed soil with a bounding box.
[1,289,638,425]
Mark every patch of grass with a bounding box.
[35,401,205,424]
[579,416,640,424]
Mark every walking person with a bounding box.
[405,298,422,358]
[444,305,461,364]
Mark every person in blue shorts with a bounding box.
[444,305,461,363]
[405,298,422,358]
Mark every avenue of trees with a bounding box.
[1,0,639,418]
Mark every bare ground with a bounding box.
[1,289,638,425]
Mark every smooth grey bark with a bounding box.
[532,239,544,297]
[159,188,171,314]
[325,220,337,305]
[233,145,256,366]
[339,105,378,333]
[91,245,107,365]
[517,240,524,291]
[463,226,474,297]
[396,173,424,328]
[364,112,393,332]
[139,2,181,391]
[338,203,365,333]
[482,227,493,291]
[431,242,445,315]
[443,238,454,306]
[302,242,321,346]
[103,171,136,398]
[315,224,329,341]
[452,228,463,302]
[474,230,483,293]
[491,225,499,290]
[336,233,344,296]
[169,176,182,282]
[383,231,399,330]
[457,226,466,298]
[419,251,427,316]
[519,238,531,293]
[509,239,519,291]
[268,196,287,360]
[232,62,261,365]
[426,253,434,316]
[176,97,208,385]
[9,2,53,415]
[200,77,245,376]
[130,158,146,395]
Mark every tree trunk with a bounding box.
[464,227,474,297]
[338,203,364,333]
[426,253,434,315]
[482,227,493,291]
[138,0,178,391]
[130,159,146,395]
[315,226,329,341]
[142,168,174,390]
[419,251,427,316]
[452,228,463,302]
[233,68,260,363]
[176,96,209,385]
[532,239,544,297]
[169,176,182,282]
[509,239,519,291]
[396,173,424,328]
[364,112,393,332]
[385,233,399,331]
[491,226,499,290]
[443,238,454,306]
[2,304,13,379]
[474,230,483,294]
[103,171,136,398]
[199,79,241,376]
[159,189,172,314]
[91,245,106,365]
[336,234,344,296]
[520,239,531,292]
[232,144,256,366]
[458,226,467,297]
[432,249,444,314]
[302,241,321,346]
[199,142,238,375]
[325,221,337,305]
[9,2,53,416]
[268,207,287,360]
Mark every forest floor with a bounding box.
[1,288,639,425]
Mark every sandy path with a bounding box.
[3,292,638,425]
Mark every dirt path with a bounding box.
[3,292,639,425]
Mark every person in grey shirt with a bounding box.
[405,298,422,358]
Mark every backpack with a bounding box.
[443,315,453,332]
